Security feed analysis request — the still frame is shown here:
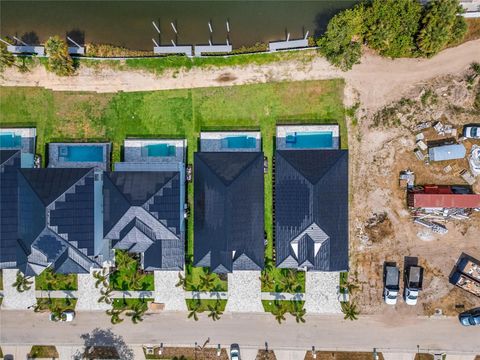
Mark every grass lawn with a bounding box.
[35,298,77,312]
[261,268,305,293]
[35,268,78,291]
[185,266,228,292]
[0,270,3,290]
[109,250,154,291]
[262,300,305,313]
[28,345,59,359]
[0,80,345,278]
[186,299,227,312]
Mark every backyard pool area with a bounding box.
[200,131,261,152]
[49,143,110,170]
[0,132,22,148]
[146,143,177,157]
[286,131,333,149]
[59,145,104,162]
[277,125,339,150]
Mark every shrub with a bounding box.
[364,0,422,58]
[45,36,75,76]
[317,4,365,70]
[417,0,467,57]
[0,42,15,72]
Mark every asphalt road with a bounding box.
[1,311,480,355]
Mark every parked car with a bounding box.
[463,125,480,139]
[230,344,240,360]
[404,265,423,306]
[383,263,400,305]
[459,308,480,326]
[49,310,75,322]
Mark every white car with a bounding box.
[463,125,480,139]
[405,289,419,306]
[49,310,75,322]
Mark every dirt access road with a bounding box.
[1,39,479,114]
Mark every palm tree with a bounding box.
[42,268,57,291]
[98,286,114,304]
[129,270,144,291]
[471,62,480,77]
[107,308,124,325]
[12,271,33,293]
[280,270,300,293]
[126,302,146,324]
[207,302,223,321]
[175,272,189,290]
[115,250,135,270]
[188,300,201,321]
[272,303,287,324]
[93,268,109,289]
[200,270,216,291]
[291,302,306,323]
[341,301,359,321]
[33,298,50,313]
[0,43,15,71]
[264,257,274,272]
[260,272,275,290]
[44,36,75,76]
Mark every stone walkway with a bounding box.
[153,270,187,311]
[75,271,111,311]
[304,271,341,314]
[1,269,36,310]
[261,292,304,301]
[225,271,263,313]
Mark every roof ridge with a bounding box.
[141,171,178,207]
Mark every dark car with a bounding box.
[230,344,240,360]
[459,308,480,326]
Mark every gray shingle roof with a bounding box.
[103,171,184,271]
[193,152,265,273]
[0,150,21,267]
[275,150,348,271]
[15,168,100,275]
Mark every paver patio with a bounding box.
[304,271,341,314]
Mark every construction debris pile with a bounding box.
[450,254,480,298]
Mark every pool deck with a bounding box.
[200,131,261,152]
[276,125,339,150]
[48,142,111,171]
[123,139,186,164]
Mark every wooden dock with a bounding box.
[154,45,193,57]
[268,38,308,52]
[68,46,85,55]
[194,44,232,57]
[7,45,45,56]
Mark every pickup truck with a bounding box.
[383,264,400,305]
[404,265,424,306]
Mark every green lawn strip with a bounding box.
[112,297,153,310]
[261,300,305,313]
[261,268,305,293]
[35,268,77,291]
[0,270,3,290]
[35,298,77,312]
[186,299,227,312]
[109,251,154,291]
[339,271,349,294]
[28,345,59,359]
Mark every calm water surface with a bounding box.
[1,1,356,50]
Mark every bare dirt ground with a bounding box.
[348,68,480,317]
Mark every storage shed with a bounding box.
[428,144,466,162]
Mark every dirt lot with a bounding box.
[348,67,480,316]
[304,351,385,360]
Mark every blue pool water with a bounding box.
[224,136,256,149]
[286,131,333,149]
[59,145,104,162]
[147,144,176,157]
[0,133,22,148]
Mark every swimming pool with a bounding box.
[0,133,22,148]
[146,143,176,157]
[223,136,257,149]
[59,145,104,162]
[286,131,333,149]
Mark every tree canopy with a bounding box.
[417,0,467,57]
[45,36,75,76]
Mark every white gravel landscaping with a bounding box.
[154,270,187,311]
[304,271,342,314]
[1,269,36,309]
[225,270,263,313]
[75,270,111,311]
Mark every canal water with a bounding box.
[0,1,356,50]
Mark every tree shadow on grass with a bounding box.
[74,328,134,360]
